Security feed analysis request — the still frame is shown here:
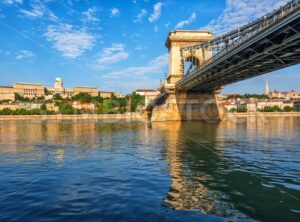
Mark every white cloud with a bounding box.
[2,0,23,5]
[16,50,34,59]
[0,7,3,18]
[95,43,129,69]
[19,0,57,21]
[134,9,147,23]
[202,0,290,35]
[101,53,168,79]
[153,25,159,32]
[20,6,43,18]
[149,2,162,22]
[45,23,95,59]
[82,7,99,22]
[110,7,120,17]
[0,49,10,55]
[175,12,196,29]
[99,54,168,93]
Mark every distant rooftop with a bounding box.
[170,30,212,34]
[74,86,97,89]
[99,91,114,93]
[136,89,157,92]
[14,82,44,86]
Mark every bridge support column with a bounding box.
[150,92,224,122]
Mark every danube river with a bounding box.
[0,117,299,221]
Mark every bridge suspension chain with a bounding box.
[181,0,300,72]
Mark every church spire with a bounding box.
[265,80,269,95]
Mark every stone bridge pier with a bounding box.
[149,91,224,122]
[148,30,224,122]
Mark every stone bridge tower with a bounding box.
[165,30,213,85]
[149,30,223,122]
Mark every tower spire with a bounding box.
[265,80,269,95]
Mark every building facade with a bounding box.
[47,77,65,96]
[268,90,300,99]
[265,81,300,99]
[0,86,15,101]
[99,91,114,99]
[73,87,98,97]
[13,82,45,98]
[256,100,294,110]
[222,99,295,112]
[0,77,105,101]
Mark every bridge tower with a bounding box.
[148,30,223,122]
[165,30,213,85]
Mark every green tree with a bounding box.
[72,93,93,103]
[229,108,237,113]
[283,106,296,112]
[41,104,47,111]
[53,93,63,100]
[37,96,45,101]
[13,109,28,115]
[0,108,13,115]
[129,93,145,112]
[226,94,269,100]
[101,100,114,114]
[273,105,281,112]
[59,103,74,114]
[92,96,104,104]
[14,93,30,102]
[261,105,282,112]
[237,107,248,113]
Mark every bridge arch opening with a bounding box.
[184,56,200,75]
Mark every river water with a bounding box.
[0,117,299,222]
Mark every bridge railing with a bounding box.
[181,0,300,76]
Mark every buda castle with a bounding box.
[0,77,117,101]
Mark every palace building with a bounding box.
[47,77,65,96]
[0,83,45,100]
[73,86,98,97]
[0,86,15,101]
[13,82,45,98]
[0,77,119,101]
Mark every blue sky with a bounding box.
[0,0,298,94]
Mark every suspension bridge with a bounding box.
[147,0,300,121]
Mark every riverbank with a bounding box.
[226,111,300,118]
[0,112,299,122]
[0,113,146,122]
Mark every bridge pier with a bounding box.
[149,92,224,122]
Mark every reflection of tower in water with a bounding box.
[152,122,216,213]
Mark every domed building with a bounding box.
[47,77,66,96]
[46,77,99,98]
[54,77,63,89]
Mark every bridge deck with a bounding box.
[176,4,300,92]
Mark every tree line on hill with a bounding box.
[0,92,145,115]
[225,94,269,100]
[229,105,296,113]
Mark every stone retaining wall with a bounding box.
[226,112,300,118]
[0,113,146,122]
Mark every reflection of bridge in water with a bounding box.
[148,0,300,121]
[150,119,300,221]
